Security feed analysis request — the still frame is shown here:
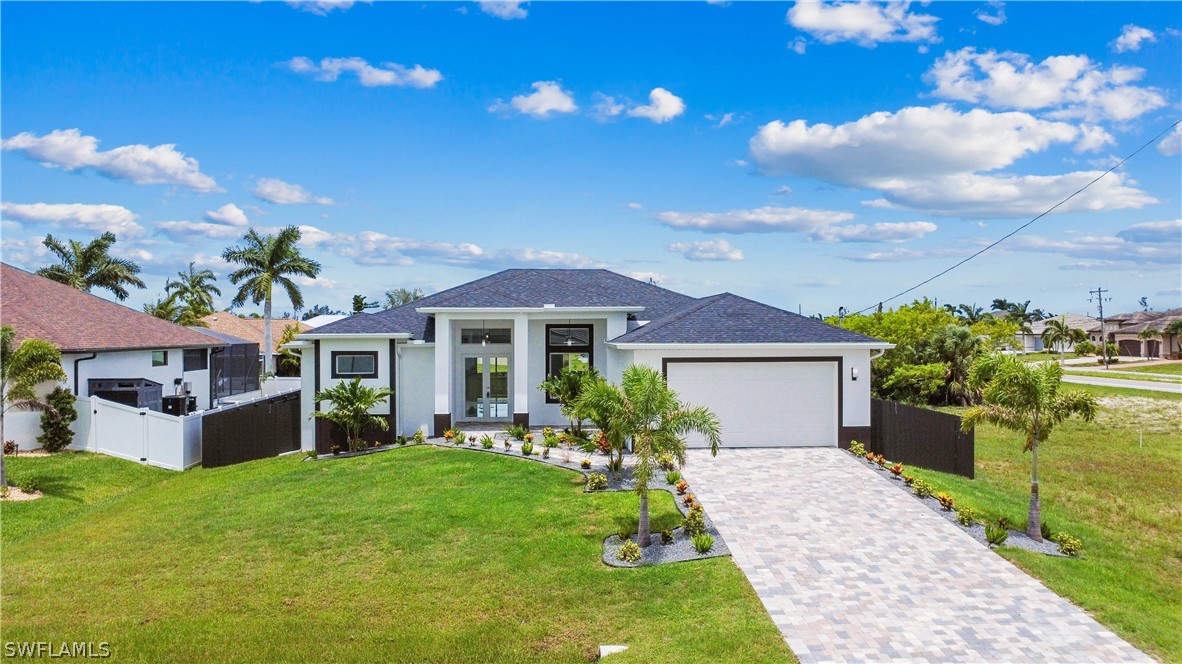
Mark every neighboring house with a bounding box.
[302,313,349,328]
[1104,308,1182,358]
[187,327,262,403]
[291,269,892,453]
[1017,313,1100,353]
[200,311,310,356]
[1,263,233,449]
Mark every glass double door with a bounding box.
[462,355,510,420]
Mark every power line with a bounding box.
[842,118,1181,317]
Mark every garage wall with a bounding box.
[398,343,435,437]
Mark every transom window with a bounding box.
[331,351,379,379]
[544,324,593,403]
[461,328,511,345]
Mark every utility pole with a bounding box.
[1089,286,1111,368]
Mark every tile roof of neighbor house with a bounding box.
[0,263,222,353]
[1109,307,1182,335]
[610,293,886,344]
[310,269,697,341]
[199,312,310,351]
[1027,313,1101,335]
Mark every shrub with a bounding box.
[675,479,688,495]
[524,433,534,443]
[665,470,681,485]
[443,428,456,441]
[996,516,1011,529]
[580,458,591,469]
[848,440,866,457]
[413,429,425,445]
[520,440,534,456]
[480,434,495,449]
[543,434,559,449]
[331,444,341,455]
[38,387,78,452]
[502,423,528,441]
[542,426,555,439]
[683,509,707,536]
[1074,340,1096,356]
[660,529,674,545]
[986,523,1008,546]
[452,430,465,445]
[912,479,933,497]
[691,533,715,554]
[304,449,318,460]
[1052,532,1083,556]
[902,475,915,486]
[396,435,409,446]
[618,540,641,563]
[889,463,904,477]
[683,493,697,508]
[594,432,611,455]
[3,440,17,456]
[936,492,955,510]
[956,506,977,526]
[865,451,875,462]
[657,453,677,471]
[617,524,632,541]
[586,472,608,490]
[0,485,8,498]
[874,454,886,467]
[467,435,477,445]
[1040,520,1053,540]
[15,476,39,493]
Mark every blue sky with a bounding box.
[2,1,1180,318]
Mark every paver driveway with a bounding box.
[684,448,1149,663]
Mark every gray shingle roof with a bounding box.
[308,269,695,341]
[609,293,886,345]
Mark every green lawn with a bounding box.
[908,383,1181,661]
[1111,363,1182,376]
[1065,369,1182,384]
[1,447,794,663]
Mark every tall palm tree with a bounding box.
[990,298,1014,313]
[36,232,146,301]
[1165,320,1182,357]
[143,294,184,322]
[1006,300,1035,325]
[221,227,322,374]
[165,262,222,318]
[577,365,721,548]
[962,355,1097,540]
[955,303,987,325]
[537,365,601,437]
[931,324,982,405]
[384,287,425,309]
[0,326,67,487]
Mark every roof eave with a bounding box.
[606,341,896,350]
[295,332,415,340]
[58,342,225,354]
[416,306,644,314]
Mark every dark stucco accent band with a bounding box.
[433,413,451,438]
[512,412,530,429]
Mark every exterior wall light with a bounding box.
[851,367,859,381]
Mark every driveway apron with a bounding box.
[684,448,1149,663]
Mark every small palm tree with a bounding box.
[577,365,721,548]
[36,232,146,301]
[0,326,67,486]
[961,355,1097,540]
[537,365,601,437]
[222,227,321,374]
[312,378,394,451]
[276,323,303,377]
[165,262,222,318]
[143,294,183,322]
[384,288,425,309]
[1040,318,1078,364]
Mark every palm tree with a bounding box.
[312,378,394,451]
[143,294,183,322]
[1138,326,1161,359]
[577,365,721,548]
[1041,318,1086,363]
[955,303,987,325]
[962,355,1097,540]
[1165,320,1182,357]
[537,365,601,437]
[276,323,303,377]
[222,227,322,374]
[1,326,67,487]
[931,324,982,405]
[1006,300,1035,325]
[165,262,221,318]
[991,298,1014,313]
[384,288,425,309]
[36,232,146,301]
[351,294,378,315]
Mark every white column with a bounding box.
[604,314,628,383]
[434,315,451,415]
[513,315,529,417]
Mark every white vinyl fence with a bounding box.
[72,396,203,471]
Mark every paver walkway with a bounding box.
[685,448,1150,663]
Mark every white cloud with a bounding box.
[478,1,527,20]
[203,203,249,227]
[493,81,578,118]
[285,56,442,88]
[750,105,1080,185]
[786,0,939,47]
[625,202,644,209]
[1111,24,1155,53]
[798,277,841,288]
[706,112,736,128]
[626,271,669,284]
[655,206,855,233]
[286,0,369,15]
[627,88,685,123]
[1006,232,1180,266]
[1,128,219,192]
[1074,125,1116,153]
[772,185,793,197]
[788,37,808,54]
[1158,124,1182,157]
[974,1,1005,26]
[1116,219,1181,244]
[810,220,937,243]
[843,246,970,262]
[252,178,334,205]
[668,239,745,261]
[0,235,50,266]
[0,202,143,237]
[590,93,625,121]
[925,48,1166,122]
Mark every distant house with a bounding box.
[200,311,310,357]
[1103,308,1182,358]
[1016,313,1100,353]
[1,263,258,449]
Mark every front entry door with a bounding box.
[463,355,510,420]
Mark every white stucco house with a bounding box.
[291,269,891,453]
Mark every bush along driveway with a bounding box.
[683,448,1150,663]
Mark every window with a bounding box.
[461,328,511,345]
[183,349,208,372]
[152,350,168,367]
[331,351,379,379]
[212,344,261,399]
[544,324,593,403]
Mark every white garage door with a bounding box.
[666,361,838,448]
